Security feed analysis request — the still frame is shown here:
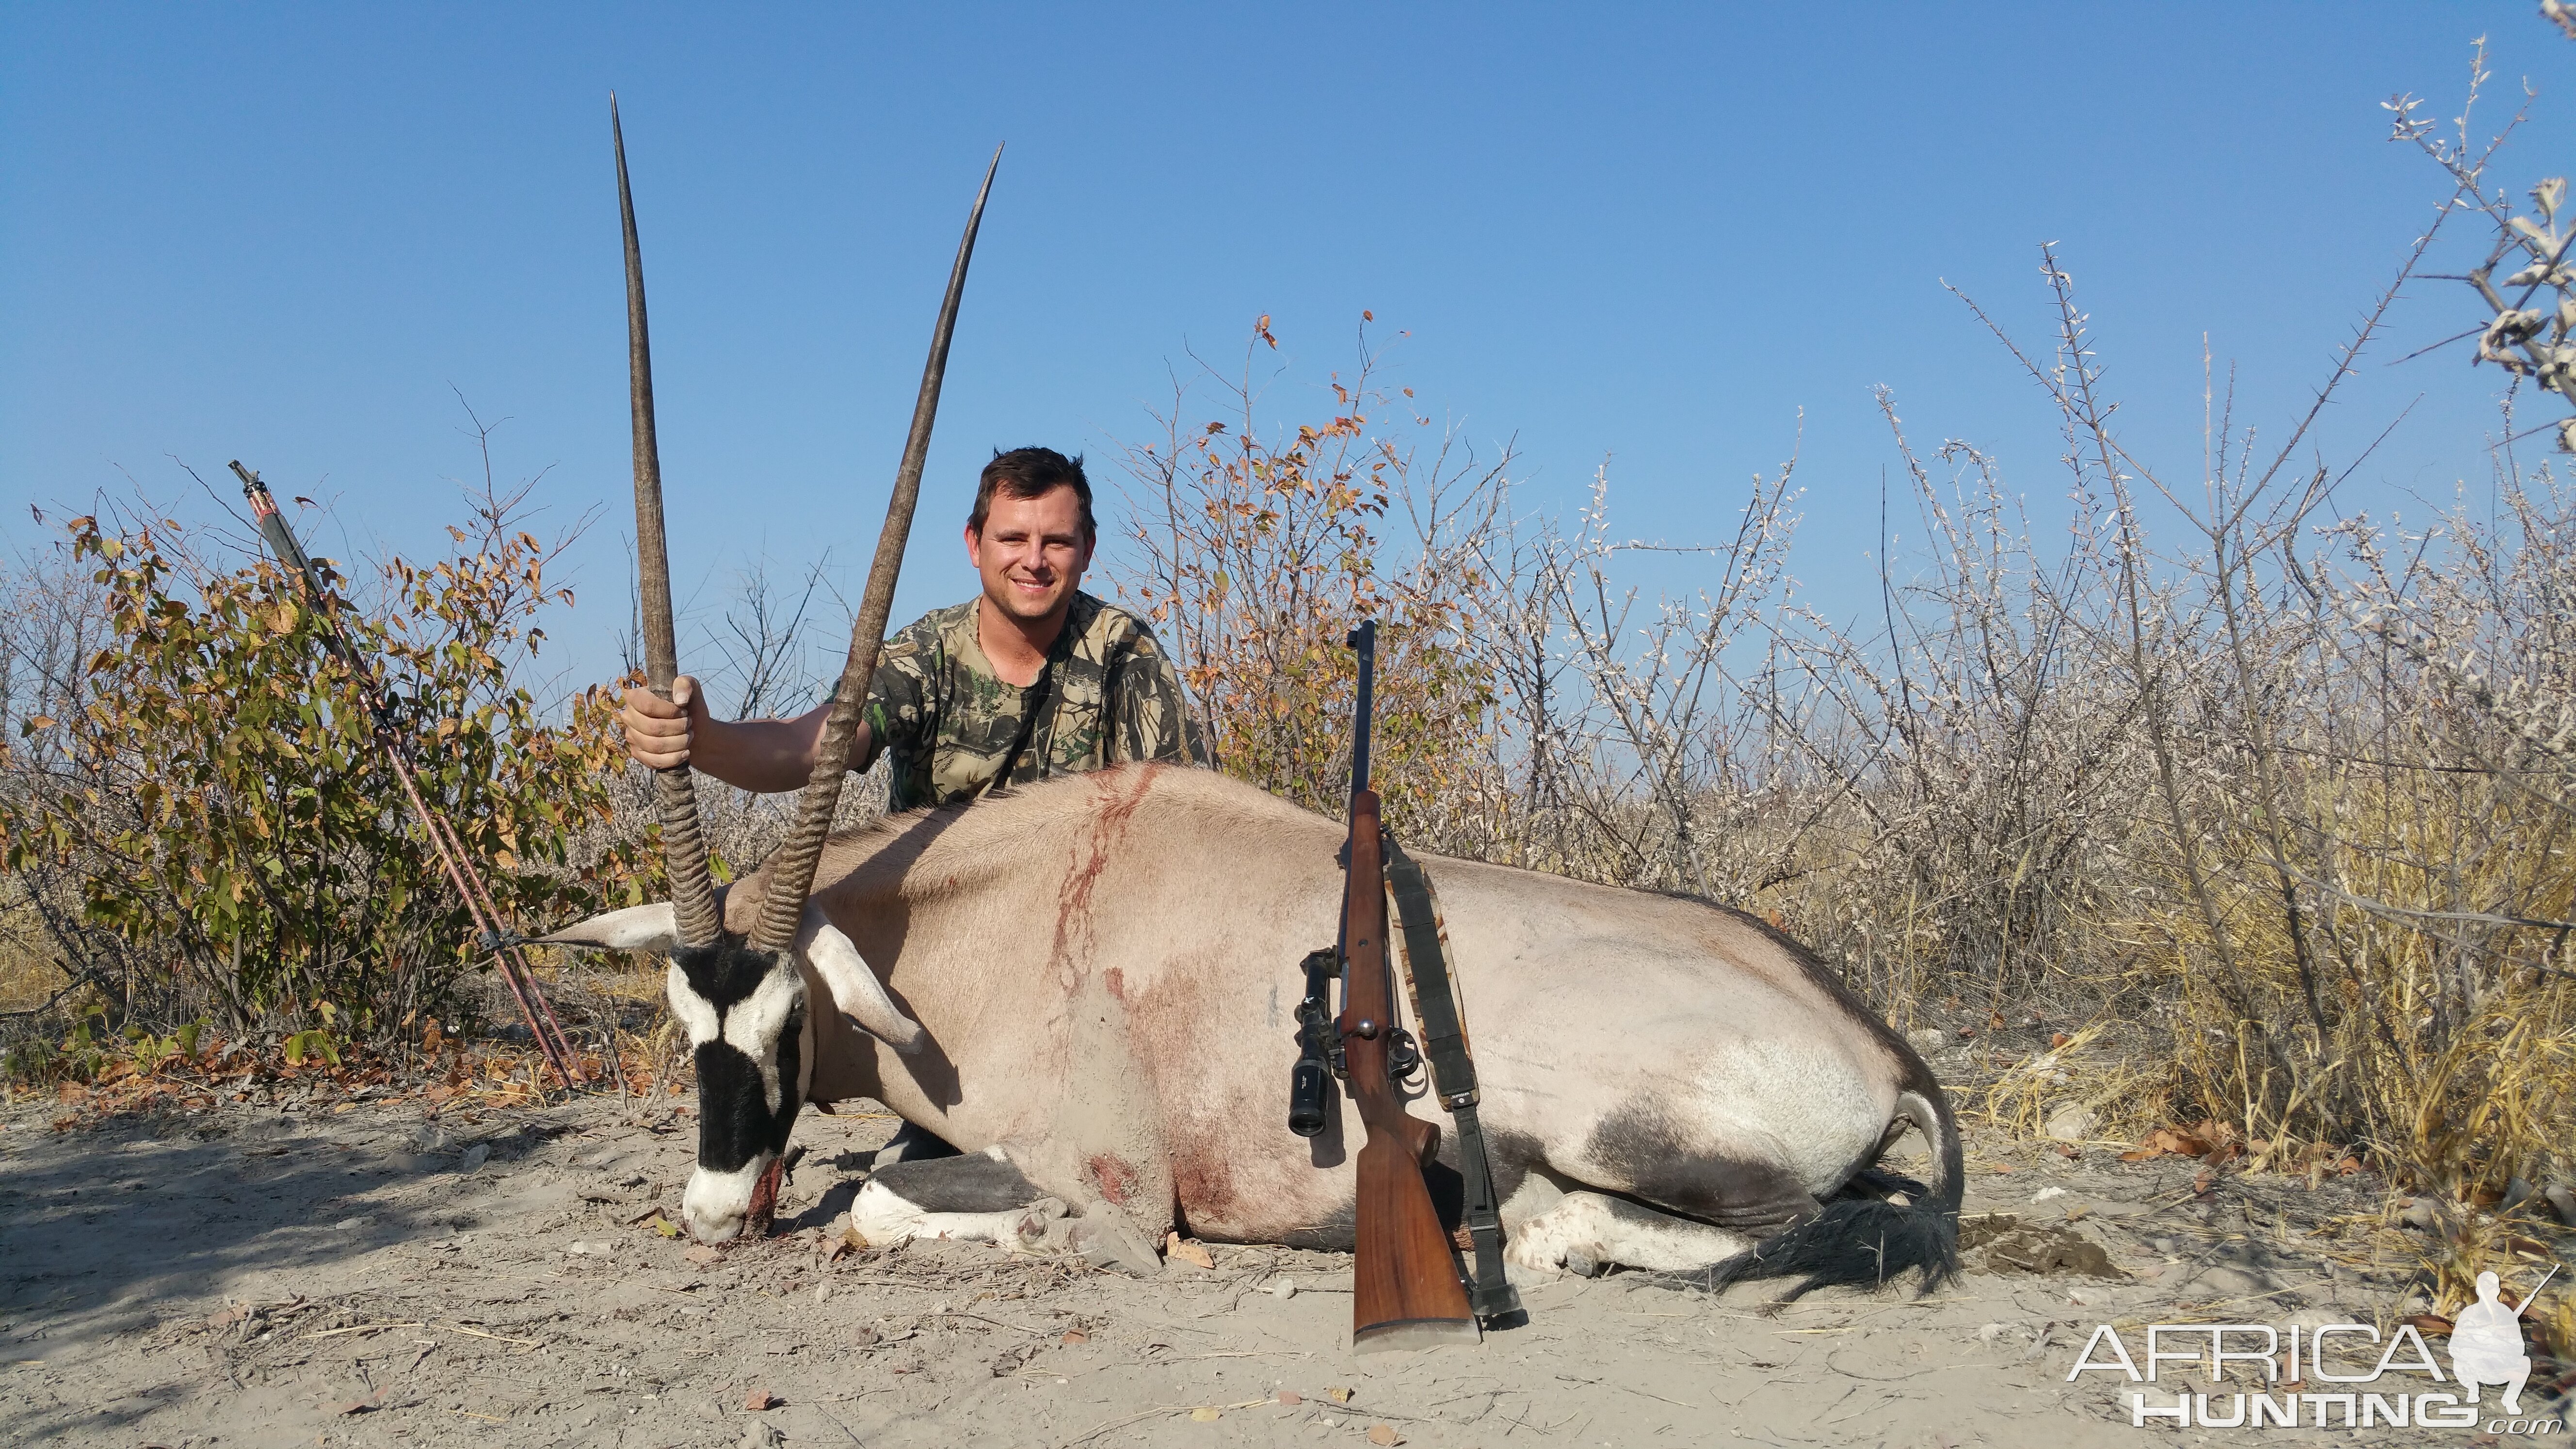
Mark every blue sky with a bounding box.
[4,5,2566,710]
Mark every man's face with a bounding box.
[966,484,1093,626]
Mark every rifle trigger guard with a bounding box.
[1384,1025,1423,1084]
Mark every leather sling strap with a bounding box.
[1381,831,1524,1325]
[983,662,1055,798]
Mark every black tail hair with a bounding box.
[1703,1088,1963,1301]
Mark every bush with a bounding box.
[1113,316,1506,837]
[0,477,644,1040]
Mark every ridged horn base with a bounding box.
[653,765,724,947]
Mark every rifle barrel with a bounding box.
[1346,621,1375,803]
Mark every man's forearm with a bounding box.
[688,704,864,794]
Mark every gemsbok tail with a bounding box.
[1706,1083,1963,1300]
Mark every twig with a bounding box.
[1059,1405,1195,1447]
[0,975,83,1019]
[438,1323,541,1349]
[937,1309,1048,1336]
[303,1321,425,1339]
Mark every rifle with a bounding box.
[230,462,582,1090]
[1305,619,1523,1351]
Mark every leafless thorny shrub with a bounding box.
[1118,76,2573,1241]
[0,539,120,1024]
[2390,35,2576,458]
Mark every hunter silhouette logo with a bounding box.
[2066,1264,2562,1433]
[2450,1266,2552,1415]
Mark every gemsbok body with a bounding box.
[546,763,1963,1291]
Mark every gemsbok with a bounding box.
[547,766,1964,1293]
[565,103,1959,1297]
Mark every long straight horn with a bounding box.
[614,94,723,950]
[750,145,1002,952]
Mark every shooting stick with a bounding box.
[232,462,582,1090]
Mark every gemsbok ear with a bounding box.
[797,907,926,1054]
[531,902,681,954]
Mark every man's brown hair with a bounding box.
[970,446,1095,544]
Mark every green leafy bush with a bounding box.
[0,485,644,1036]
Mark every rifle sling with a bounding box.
[1380,832,1524,1326]
[983,661,1055,798]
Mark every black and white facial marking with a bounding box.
[666,937,813,1242]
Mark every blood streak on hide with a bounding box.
[1045,763,1162,990]
[1171,1141,1240,1229]
[1088,1152,1140,1206]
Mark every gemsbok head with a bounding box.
[540,97,999,1243]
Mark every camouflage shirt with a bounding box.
[858,592,1208,811]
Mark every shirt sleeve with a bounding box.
[856,617,938,775]
[1105,623,1210,766]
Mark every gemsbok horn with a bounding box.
[747,144,1001,952]
[612,92,723,950]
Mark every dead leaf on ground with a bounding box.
[1164,1232,1215,1270]
[1368,1427,1403,1447]
[684,1245,722,1268]
[1276,1390,1303,1405]
[743,1388,778,1412]
[1060,1330,1088,1345]
[1190,1407,1221,1422]
[1327,1386,1354,1404]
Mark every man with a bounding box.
[621,445,1207,802]
[623,447,1206,1165]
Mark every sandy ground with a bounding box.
[1,1086,2562,1449]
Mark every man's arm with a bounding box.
[621,678,869,794]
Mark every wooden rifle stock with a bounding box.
[1340,786,1478,1350]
